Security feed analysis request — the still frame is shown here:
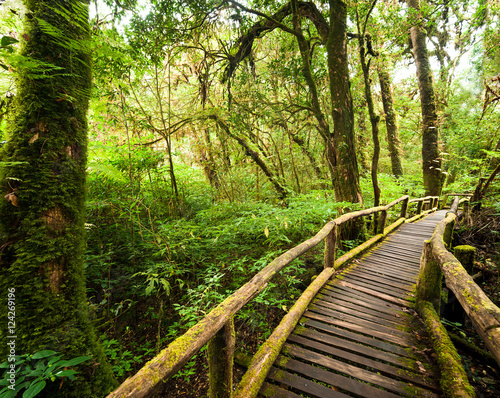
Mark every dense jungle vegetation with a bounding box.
[0,0,499,397]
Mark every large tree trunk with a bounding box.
[327,0,363,204]
[377,62,404,178]
[0,1,115,396]
[407,0,444,196]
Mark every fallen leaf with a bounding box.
[4,192,18,207]
[29,133,39,143]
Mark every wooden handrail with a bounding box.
[417,196,500,396]
[107,194,434,398]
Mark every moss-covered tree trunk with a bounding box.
[0,0,115,396]
[327,0,363,204]
[407,0,444,196]
[377,62,404,178]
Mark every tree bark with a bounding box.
[0,1,115,396]
[355,105,370,175]
[377,62,404,178]
[328,0,363,204]
[357,31,380,207]
[407,0,444,196]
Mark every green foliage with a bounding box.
[0,351,89,398]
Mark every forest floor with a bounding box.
[163,209,500,398]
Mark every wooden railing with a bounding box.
[107,194,438,398]
[416,196,500,397]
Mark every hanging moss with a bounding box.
[0,1,115,396]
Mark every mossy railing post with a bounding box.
[443,215,456,250]
[324,222,337,268]
[377,209,387,234]
[432,197,439,208]
[440,194,448,209]
[454,245,475,275]
[417,199,423,215]
[416,240,442,313]
[400,196,409,219]
[445,245,476,324]
[208,318,235,398]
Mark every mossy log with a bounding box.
[423,212,500,368]
[418,301,475,398]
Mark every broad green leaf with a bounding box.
[31,351,57,360]
[54,369,77,380]
[22,380,46,398]
[55,356,90,367]
[1,36,18,47]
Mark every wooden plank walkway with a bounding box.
[259,211,448,398]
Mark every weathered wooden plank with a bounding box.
[266,365,351,398]
[339,274,413,297]
[359,255,420,270]
[311,300,404,330]
[287,334,439,391]
[374,247,424,258]
[323,285,406,312]
[378,244,424,253]
[303,311,412,347]
[308,304,413,338]
[284,344,438,397]
[349,261,417,282]
[368,252,421,266]
[353,266,416,284]
[354,262,418,279]
[347,268,414,290]
[304,318,412,357]
[317,291,405,318]
[260,382,304,398]
[316,293,405,321]
[314,296,404,322]
[337,280,412,307]
[294,327,416,370]
[275,355,403,398]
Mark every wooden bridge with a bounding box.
[108,195,500,398]
[257,211,445,398]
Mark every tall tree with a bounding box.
[377,59,404,178]
[0,1,115,396]
[224,0,363,204]
[355,3,381,208]
[407,0,444,196]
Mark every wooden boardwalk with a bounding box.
[258,211,447,398]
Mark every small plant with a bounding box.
[0,350,89,398]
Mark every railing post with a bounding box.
[454,245,476,275]
[324,222,337,269]
[400,197,409,219]
[208,319,235,398]
[440,195,448,209]
[416,240,442,313]
[417,200,423,214]
[432,197,438,208]
[443,218,455,249]
[377,210,387,235]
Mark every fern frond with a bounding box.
[87,162,127,183]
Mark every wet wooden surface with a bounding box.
[260,211,447,397]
